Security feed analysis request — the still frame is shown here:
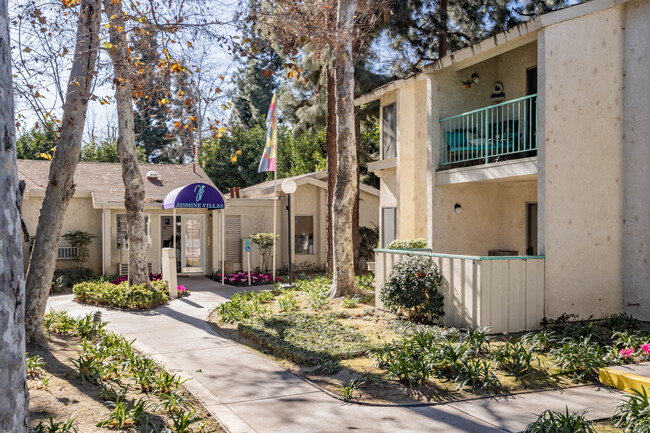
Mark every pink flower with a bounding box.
[177,285,186,292]
[620,348,634,358]
[641,344,650,354]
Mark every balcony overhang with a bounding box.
[367,158,397,173]
[436,157,538,185]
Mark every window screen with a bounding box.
[381,207,396,248]
[382,103,396,159]
[295,216,314,254]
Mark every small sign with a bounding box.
[245,238,251,252]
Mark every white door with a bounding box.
[181,216,203,273]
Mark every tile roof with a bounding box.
[17,160,220,206]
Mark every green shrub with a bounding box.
[612,387,650,431]
[355,274,374,292]
[51,267,94,293]
[277,289,299,311]
[238,312,373,365]
[551,336,612,381]
[295,277,331,310]
[213,291,271,324]
[492,342,539,375]
[43,309,77,335]
[524,408,595,433]
[386,238,428,249]
[380,255,444,323]
[73,280,168,310]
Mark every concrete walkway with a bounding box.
[47,276,626,433]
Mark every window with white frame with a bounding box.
[381,207,396,248]
[116,214,151,249]
[382,103,396,159]
[294,215,314,255]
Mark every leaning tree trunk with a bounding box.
[330,0,360,297]
[0,0,29,428]
[24,0,102,346]
[325,66,337,278]
[104,0,148,286]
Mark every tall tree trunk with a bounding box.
[24,0,101,346]
[0,0,29,427]
[325,66,337,278]
[330,0,360,297]
[353,116,360,270]
[104,0,148,286]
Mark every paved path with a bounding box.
[48,276,626,433]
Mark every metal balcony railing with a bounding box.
[439,94,537,167]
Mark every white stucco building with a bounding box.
[360,0,650,328]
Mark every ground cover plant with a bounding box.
[612,387,650,432]
[524,408,596,433]
[73,280,169,309]
[29,310,223,432]
[209,275,650,405]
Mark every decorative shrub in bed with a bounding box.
[73,280,168,309]
[238,312,373,365]
[380,255,444,323]
[51,267,95,293]
[386,238,428,250]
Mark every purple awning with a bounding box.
[163,183,225,210]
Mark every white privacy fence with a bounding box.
[373,249,545,333]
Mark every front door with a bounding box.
[181,216,203,273]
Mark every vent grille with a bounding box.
[225,215,242,263]
[57,247,78,260]
[119,263,153,276]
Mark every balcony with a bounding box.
[373,249,545,333]
[439,94,537,169]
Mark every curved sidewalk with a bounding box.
[47,276,625,433]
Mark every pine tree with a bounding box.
[230,0,282,129]
[130,26,174,162]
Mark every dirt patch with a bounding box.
[28,333,224,432]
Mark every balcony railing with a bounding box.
[439,94,537,168]
[373,248,545,333]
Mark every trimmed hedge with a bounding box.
[386,238,428,250]
[238,312,373,365]
[73,280,168,309]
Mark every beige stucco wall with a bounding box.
[433,42,537,120]
[22,195,103,275]
[397,79,430,241]
[541,5,625,319]
[621,0,650,320]
[107,207,212,276]
[430,181,536,255]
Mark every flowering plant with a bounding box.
[177,285,190,297]
[215,271,282,287]
[619,344,650,360]
[111,272,163,285]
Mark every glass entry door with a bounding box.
[181,216,203,273]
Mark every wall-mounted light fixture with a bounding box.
[454,203,462,214]
[471,73,479,84]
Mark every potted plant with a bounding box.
[459,78,474,89]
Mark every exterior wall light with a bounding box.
[454,203,462,214]
[471,73,479,83]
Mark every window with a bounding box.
[116,214,151,249]
[294,216,314,255]
[381,207,396,248]
[382,103,396,159]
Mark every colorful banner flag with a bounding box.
[258,91,278,173]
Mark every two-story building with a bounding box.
[360,0,649,330]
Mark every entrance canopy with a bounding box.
[163,182,225,210]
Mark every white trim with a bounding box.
[368,158,397,173]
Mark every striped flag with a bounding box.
[258,91,278,173]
